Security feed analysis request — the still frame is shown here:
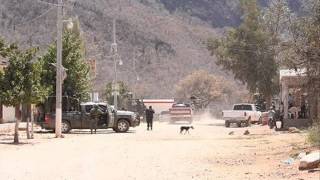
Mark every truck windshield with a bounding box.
[233,105,252,111]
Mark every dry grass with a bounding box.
[308,122,320,146]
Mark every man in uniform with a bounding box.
[145,106,155,131]
[90,104,102,134]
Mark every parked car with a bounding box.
[39,102,140,133]
[222,103,262,127]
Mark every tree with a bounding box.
[0,48,49,144]
[207,0,278,105]
[40,27,90,103]
[105,81,130,109]
[175,70,229,110]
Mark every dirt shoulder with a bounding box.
[0,120,319,180]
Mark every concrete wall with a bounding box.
[2,106,15,123]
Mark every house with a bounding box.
[280,69,319,127]
[143,99,175,114]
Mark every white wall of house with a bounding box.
[2,106,15,123]
[143,99,174,114]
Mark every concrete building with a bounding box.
[143,99,174,114]
[280,69,319,126]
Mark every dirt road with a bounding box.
[0,119,318,180]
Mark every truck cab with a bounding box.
[222,103,262,127]
[40,102,140,133]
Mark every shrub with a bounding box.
[308,122,320,146]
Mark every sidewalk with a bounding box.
[0,122,28,133]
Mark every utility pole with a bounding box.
[55,0,63,138]
[111,19,118,110]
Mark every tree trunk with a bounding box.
[22,104,31,139]
[0,101,3,124]
[30,105,34,139]
[14,105,21,144]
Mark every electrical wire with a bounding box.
[36,0,59,6]
[14,6,56,28]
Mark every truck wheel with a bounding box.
[225,121,230,128]
[115,119,129,133]
[258,117,262,124]
[237,122,241,127]
[245,118,251,127]
[61,120,71,133]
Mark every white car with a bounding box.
[222,103,262,127]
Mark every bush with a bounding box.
[308,122,320,146]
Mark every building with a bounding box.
[143,99,175,114]
[280,69,319,126]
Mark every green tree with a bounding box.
[0,48,49,144]
[207,0,278,105]
[175,70,230,110]
[105,81,130,109]
[40,27,90,102]
[0,38,17,58]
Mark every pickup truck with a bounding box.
[40,102,140,133]
[169,103,193,124]
[222,103,261,127]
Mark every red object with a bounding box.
[44,114,51,124]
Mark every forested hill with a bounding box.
[0,0,302,98]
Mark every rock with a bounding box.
[288,127,300,133]
[228,131,234,135]
[299,151,320,170]
[297,152,307,160]
[243,130,250,135]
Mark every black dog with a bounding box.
[180,126,194,134]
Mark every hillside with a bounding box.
[0,0,302,99]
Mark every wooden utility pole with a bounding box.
[55,0,63,137]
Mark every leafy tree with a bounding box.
[0,38,17,58]
[175,70,230,110]
[207,0,278,105]
[40,26,90,103]
[0,48,49,143]
[105,81,130,108]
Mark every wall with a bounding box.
[2,106,15,123]
[143,99,174,114]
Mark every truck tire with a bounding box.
[61,120,71,133]
[225,121,230,128]
[237,122,242,127]
[115,119,130,133]
[245,117,251,127]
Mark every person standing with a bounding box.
[145,106,155,131]
[90,105,102,134]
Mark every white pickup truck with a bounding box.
[222,103,262,127]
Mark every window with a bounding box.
[85,105,93,113]
[234,105,252,111]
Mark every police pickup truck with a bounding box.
[40,102,140,133]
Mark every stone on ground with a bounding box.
[299,151,320,170]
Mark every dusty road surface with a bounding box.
[0,118,319,180]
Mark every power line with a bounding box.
[14,6,56,28]
[36,0,59,6]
